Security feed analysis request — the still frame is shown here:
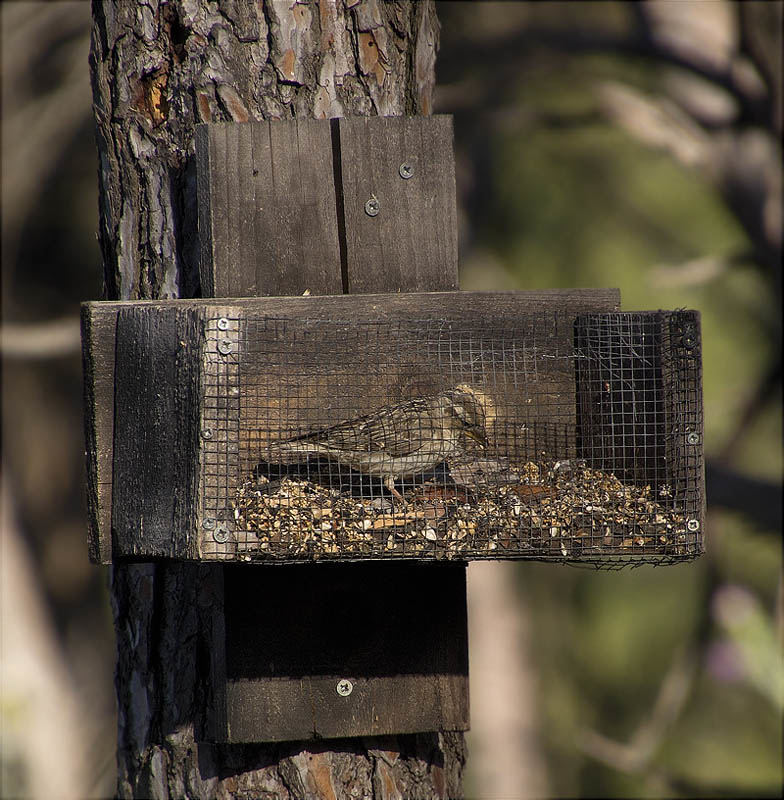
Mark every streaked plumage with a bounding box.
[267,384,495,497]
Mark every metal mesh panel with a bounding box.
[200,310,703,566]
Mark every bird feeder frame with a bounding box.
[82,116,704,744]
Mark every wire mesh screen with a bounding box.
[200,310,703,566]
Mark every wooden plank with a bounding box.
[217,562,469,742]
[195,120,343,298]
[82,288,620,319]
[80,304,118,564]
[111,306,204,559]
[82,290,621,562]
[336,116,459,293]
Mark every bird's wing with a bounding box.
[291,398,434,457]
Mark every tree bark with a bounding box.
[89,1,464,797]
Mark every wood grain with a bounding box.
[111,306,203,559]
[196,120,344,298]
[336,115,459,293]
[81,304,117,564]
[217,562,469,742]
[84,288,620,319]
[196,117,460,298]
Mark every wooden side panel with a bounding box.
[195,121,344,298]
[218,562,469,742]
[112,307,204,559]
[81,303,118,564]
[336,116,459,293]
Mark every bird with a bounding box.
[266,384,496,499]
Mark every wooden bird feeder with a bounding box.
[82,116,704,743]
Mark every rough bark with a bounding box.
[89,1,464,798]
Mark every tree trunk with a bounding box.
[89,1,465,797]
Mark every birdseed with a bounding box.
[231,460,695,564]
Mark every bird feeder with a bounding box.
[82,115,704,744]
[84,294,703,567]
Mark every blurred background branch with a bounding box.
[577,645,697,774]
[1,318,81,360]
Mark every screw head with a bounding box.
[364,197,380,217]
[399,163,414,179]
[202,518,216,530]
[686,519,700,532]
[681,325,696,349]
[686,432,699,445]
[336,679,353,697]
[213,525,230,544]
[201,428,213,440]
[217,317,230,330]
[218,339,233,355]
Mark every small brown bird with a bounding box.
[268,384,495,498]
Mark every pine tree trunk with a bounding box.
[89,1,465,797]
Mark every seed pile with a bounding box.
[231,460,698,563]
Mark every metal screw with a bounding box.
[217,317,230,331]
[336,679,353,697]
[364,197,380,217]
[213,525,230,544]
[202,518,215,530]
[201,428,213,440]
[399,163,414,179]
[686,519,700,532]
[686,432,699,445]
[218,339,233,355]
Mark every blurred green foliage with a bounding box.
[439,3,782,797]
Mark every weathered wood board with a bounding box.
[202,562,469,742]
[196,120,344,298]
[195,117,458,297]
[336,116,458,293]
[83,289,621,563]
[80,304,117,564]
[112,307,203,559]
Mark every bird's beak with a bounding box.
[465,428,488,448]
